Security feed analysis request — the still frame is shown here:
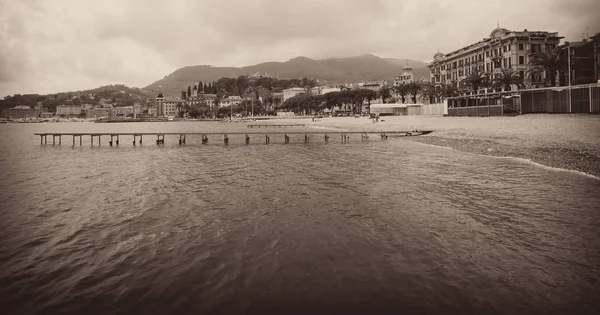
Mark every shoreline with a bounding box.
[281,115,600,178]
[404,136,600,179]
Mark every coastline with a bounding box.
[275,115,600,178]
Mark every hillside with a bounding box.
[145,54,430,96]
[0,84,155,112]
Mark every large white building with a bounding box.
[56,105,83,117]
[156,94,184,117]
[428,27,563,92]
[282,87,305,101]
[394,66,414,86]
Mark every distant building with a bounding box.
[56,105,83,117]
[283,87,305,101]
[156,94,184,117]
[111,106,134,118]
[361,81,386,92]
[429,27,563,91]
[218,96,242,108]
[558,38,597,85]
[147,106,157,117]
[204,94,217,108]
[5,106,42,119]
[85,107,111,119]
[394,65,414,86]
[593,32,600,83]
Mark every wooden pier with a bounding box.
[247,124,305,128]
[34,130,432,146]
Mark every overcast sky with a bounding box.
[1,0,599,96]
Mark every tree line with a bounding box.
[178,76,319,118]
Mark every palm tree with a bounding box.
[528,49,564,87]
[393,83,409,103]
[463,70,489,95]
[493,68,523,91]
[242,87,259,116]
[420,82,438,103]
[441,83,458,100]
[406,81,422,103]
[377,85,392,104]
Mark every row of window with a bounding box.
[438,42,556,71]
[435,55,528,73]
[432,70,527,83]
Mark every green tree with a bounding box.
[528,49,564,87]
[377,85,393,104]
[463,70,489,94]
[493,68,523,91]
[393,83,409,103]
[407,81,423,103]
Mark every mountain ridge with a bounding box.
[145,54,430,96]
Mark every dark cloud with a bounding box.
[1,0,599,96]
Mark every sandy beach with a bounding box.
[273,114,600,178]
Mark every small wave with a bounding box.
[409,141,600,180]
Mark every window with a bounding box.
[519,56,525,65]
[486,51,490,57]
[519,71,524,80]
[546,44,554,51]
[508,57,512,67]
[503,46,508,52]
[508,45,511,51]
[486,63,490,72]
[531,44,539,53]
[519,43,524,50]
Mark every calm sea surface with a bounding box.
[0,122,599,315]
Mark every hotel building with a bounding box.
[394,66,414,86]
[428,27,563,93]
[156,94,184,117]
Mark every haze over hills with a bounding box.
[145,54,430,96]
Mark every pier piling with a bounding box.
[35,130,431,148]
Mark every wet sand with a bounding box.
[275,114,600,178]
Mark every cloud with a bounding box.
[1,0,598,96]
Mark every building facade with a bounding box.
[156,94,184,117]
[557,40,596,85]
[204,94,216,108]
[394,66,414,86]
[283,87,305,102]
[85,107,111,119]
[5,106,42,119]
[594,32,600,83]
[56,105,83,117]
[429,27,563,92]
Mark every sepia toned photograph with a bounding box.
[1,0,599,314]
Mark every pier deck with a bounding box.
[247,124,305,128]
[34,130,432,146]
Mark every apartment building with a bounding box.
[428,27,563,92]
